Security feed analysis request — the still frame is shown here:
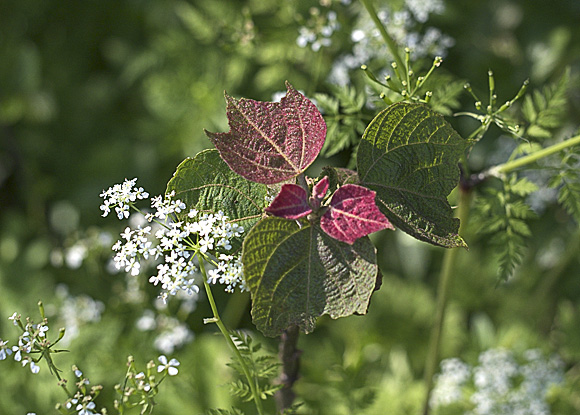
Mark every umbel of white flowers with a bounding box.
[100,179,246,301]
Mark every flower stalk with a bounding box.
[359,0,405,70]
[199,258,266,415]
[493,134,580,175]
[422,184,472,415]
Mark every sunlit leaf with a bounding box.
[166,149,269,247]
[358,102,470,248]
[205,82,326,184]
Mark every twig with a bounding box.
[275,325,301,413]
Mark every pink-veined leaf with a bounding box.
[265,184,312,219]
[205,82,326,184]
[321,184,394,244]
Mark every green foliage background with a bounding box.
[1,0,579,414]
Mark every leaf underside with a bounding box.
[205,82,326,184]
[166,149,269,249]
[358,102,470,248]
[243,217,378,337]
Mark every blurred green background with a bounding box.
[1,0,579,414]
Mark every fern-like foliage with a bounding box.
[226,331,282,402]
[522,67,570,139]
[315,85,368,166]
[472,175,538,281]
[421,73,465,116]
[549,146,580,223]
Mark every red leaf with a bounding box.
[312,176,329,200]
[309,175,329,210]
[205,82,326,184]
[320,184,394,244]
[265,184,312,220]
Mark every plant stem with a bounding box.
[422,186,472,415]
[359,0,405,70]
[275,325,301,413]
[198,258,265,415]
[493,134,580,175]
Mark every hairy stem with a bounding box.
[199,258,265,415]
[422,186,472,415]
[275,325,301,413]
[493,134,580,175]
[359,0,405,70]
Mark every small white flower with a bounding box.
[120,227,133,241]
[29,361,40,374]
[76,401,97,415]
[8,312,19,325]
[12,347,22,362]
[0,339,12,360]
[37,324,49,337]
[157,355,180,376]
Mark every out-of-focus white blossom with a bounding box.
[296,9,340,52]
[329,0,454,86]
[430,348,564,415]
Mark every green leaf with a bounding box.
[523,68,570,139]
[315,86,367,159]
[166,149,269,248]
[358,102,470,248]
[471,175,537,281]
[242,217,379,337]
[422,74,466,116]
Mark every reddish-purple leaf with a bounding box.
[312,176,329,200]
[265,184,312,220]
[205,82,326,184]
[321,184,394,244]
[310,176,329,210]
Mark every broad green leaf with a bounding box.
[205,82,326,184]
[166,149,269,245]
[243,217,378,337]
[358,102,470,248]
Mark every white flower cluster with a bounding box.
[52,284,105,346]
[208,254,246,293]
[329,0,454,85]
[136,309,195,354]
[296,9,340,52]
[100,178,149,219]
[100,179,246,299]
[66,396,100,415]
[65,370,102,415]
[430,358,471,407]
[430,348,564,415]
[0,313,45,374]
